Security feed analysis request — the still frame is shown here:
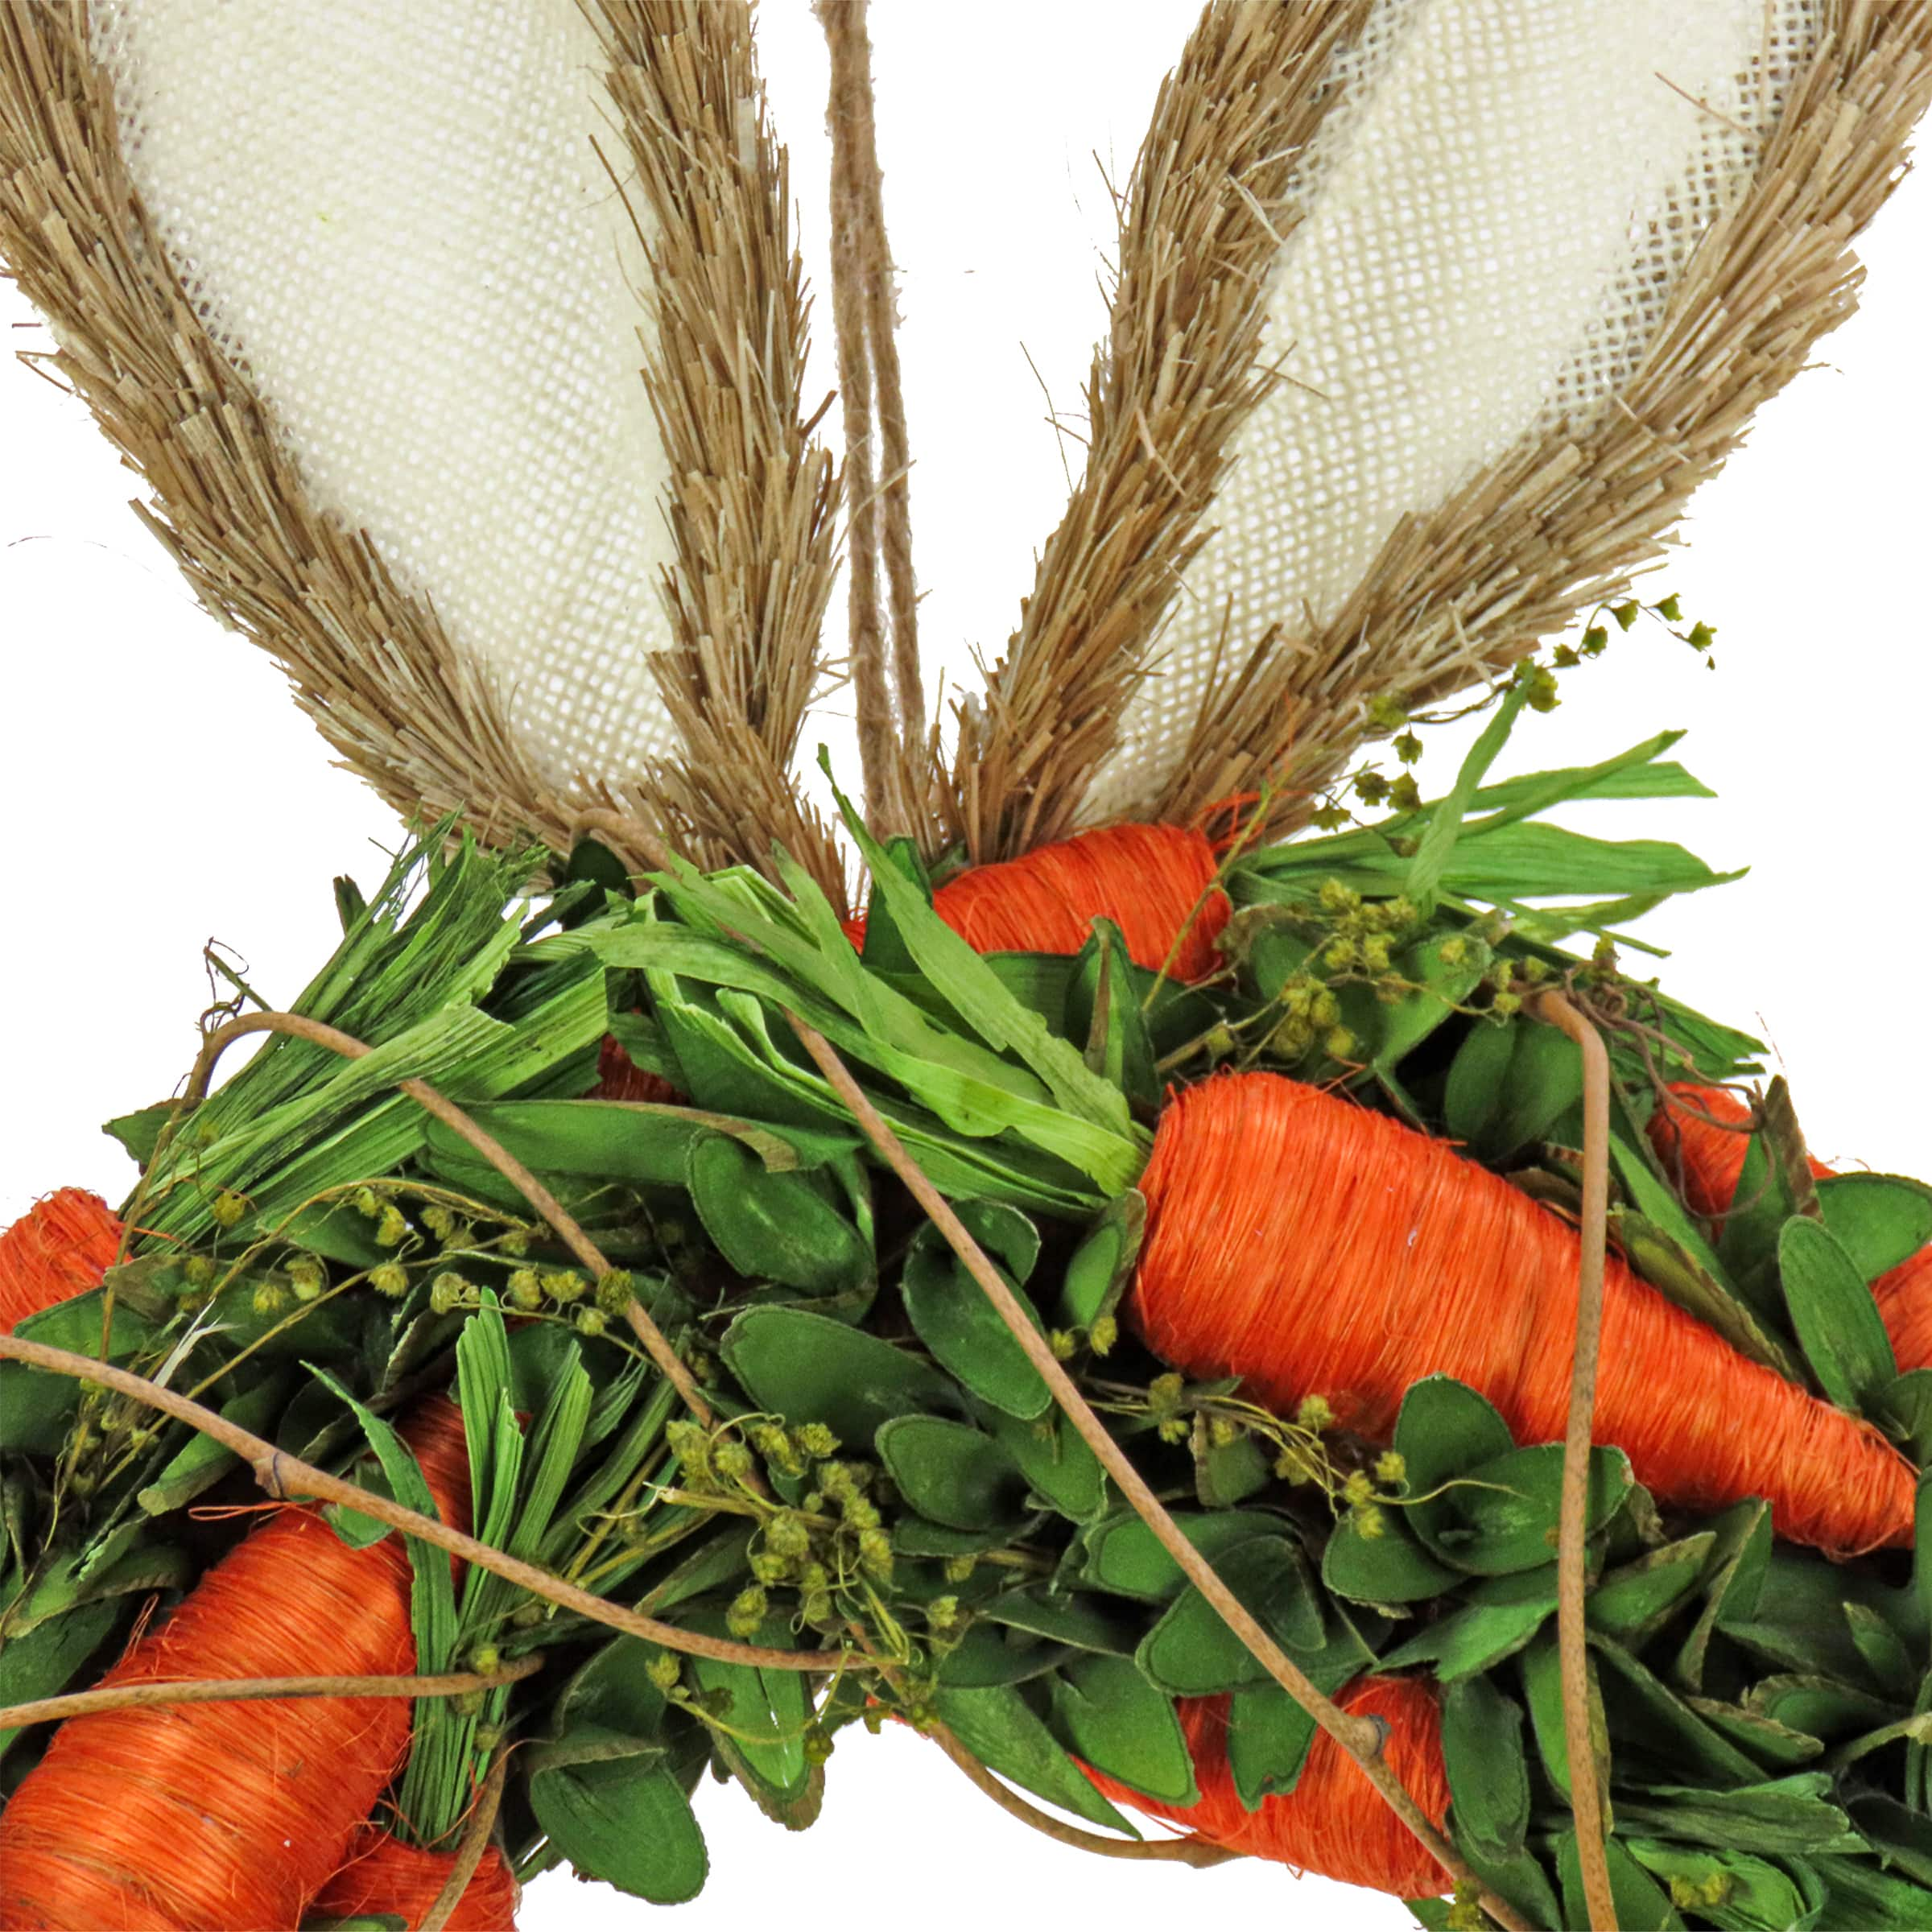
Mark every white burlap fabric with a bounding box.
[1080,0,1818,822]
[93,0,681,792]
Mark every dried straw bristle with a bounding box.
[943,0,1373,862]
[1140,0,1932,836]
[585,0,849,904]
[0,1,844,895]
[952,0,1931,855]
[0,0,564,856]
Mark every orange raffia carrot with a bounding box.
[846,822,1230,980]
[1651,1083,1932,1372]
[1084,1676,1451,1897]
[312,1827,519,1930]
[0,1399,473,1932]
[1129,1071,1916,1556]
[0,1190,123,1334]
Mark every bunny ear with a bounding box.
[957,0,1932,857]
[0,0,837,886]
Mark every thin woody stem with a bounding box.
[420,1744,511,1932]
[1533,990,1616,1932]
[929,1723,1238,1870]
[0,1331,855,1678]
[0,1658,542,1735]
[181,1009,715,1427]
[786,1014,1533,1932]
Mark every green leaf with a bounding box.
[688,1134,872,1294]
[1816,1173,1932,1282]
[902,1208,1051,1420]
[691,1630,818,1826]
[0,1600,121,1767]
[1050,1655,1197,1806]
[1136,1536,1324,1695]
[138,1374,294,1516]
[1591,1638,1763,1787]
[0,1290,155,1453]
[1779,1216,1897,1413]
[1680,1697,1823,1769]
[936,1624,1073,1689]
[936,1684,1135,1834]
[874,1415,1028,1533]
[1883,1370,1932,1461]
[1554,1831,1685,1932]
[1441,1675,1530,1863]
[1744,1673,1899,1742]
[1067,922,1160,1108]
[1080,1509,1278,1603]
[1844,1599,1913,1696]
[721,1307,954,1445]
[1393,1377,1515,1493]
[1614,1775,1862,1857]
[984,1409,1108,1522]
[1056,1191,1144,1333]
[1817,1856,1932,1929]
[528,1752,707,1903]
[1410,1442,1629,1577]
[1225,1680,1320,1808]
[1586,1534,1716,1645]
[1520,1629,1603,1805]
[1407,676,1531,907]
[1484,1025,1583,1162]
[1444,1017,1516,1146]
[1610,1209,1804,1382]
[1191,1416,1272,1509]
[1380,1579,1556,1681]
[1322,1508,1461,1604]
[1674,1501,1770,1694]
[1372,931,1495,1075]
[979,1590,1137,1656]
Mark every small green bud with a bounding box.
[794,1422,839,1459]
[1089,1313,1118,1357]
[857,1526,894,1579]
[1311,990,1340,1029]
[182,1254,217,1290]
[251,1281,287,1318]
[1612,599,1641,631]
[1491,989,1523,1018]
[1343,1469,1376,1508]
[1374,1450,1407,1487]
[803,1724,834,1766]
[1207,1415,1240,1449]
[713,1438,755,1483]
[927,1594,962,1633]
[287,1256,326,1302]
[766,1512,813,1558]
[1353,1502,1386,1540]
[468,1643,501,1678]
[1294,1393,1334,1431]
[1687,620,1716,652]
[943,1554,977,1584]
[726,1586,769,1640]
[429,1272,467,1317]
[574,1306,608,1338]
[1323,1026,1356,1062]
[1392,732,1422,765]
[646,1650,683,1692]
[1352,770,1389,806]
[595,1269,636,1315]
[1436,935,1469,968]
[1148,1372,1185,1413]
[540,1269,584,1304]
[210,1189,248,1230]
[1049,1329,1077,1361]
[421,1203,455,1240]
[1654,592,1682,621]
[1387,774,1422,813]
[353,1187,382,1220]
[510,1601,546,1629]
[374,1204,409,1247]
[506,1268,543,1312]
[369,1261,410,1298]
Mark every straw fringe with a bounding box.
[1136,0,1932,832]
[943,0,1368,861]
[587,0,848,902]
[0,0,577,857]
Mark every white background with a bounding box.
[2,4,1929,1927]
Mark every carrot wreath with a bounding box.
[0,1400,472,1932]
[1653,1082,1932,1371]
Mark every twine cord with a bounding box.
[815,0,921,833]
[784,1013,1534,1932]
[0,1658,541,1736]
[1532,990,1616,1932]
